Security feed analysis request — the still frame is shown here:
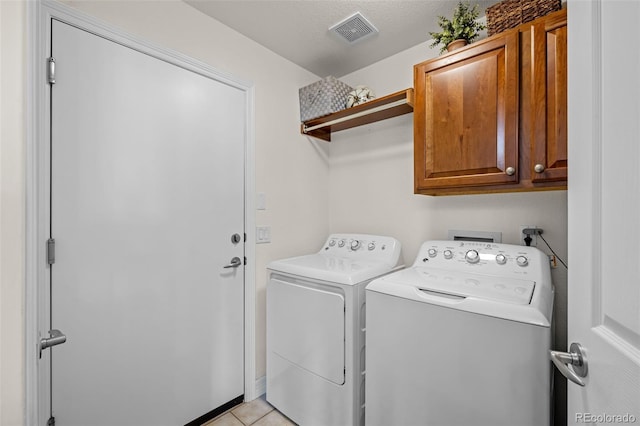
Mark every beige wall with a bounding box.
[1,1,569,423]
[0,1,26,425]
[331,41,568,423]
[333,41,568,268]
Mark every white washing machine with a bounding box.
[266,234,403,426]
[365,240,554,426]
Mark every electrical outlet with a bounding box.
[519,225,538,247]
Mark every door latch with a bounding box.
[223,256,242,268]
[39,329,67,358]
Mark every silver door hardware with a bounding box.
[534,164,545,173]
[39,329,67,358]
[550,342,588,386]
[48,57,56,84]
[47,238,56,265]
[231,233,242,244]
[505,166,515,176]
[223,256,242,268]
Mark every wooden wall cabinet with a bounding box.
[530,11,568,183]
[414,9,567,195]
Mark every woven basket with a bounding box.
[299,76,353,122]
[486,0,562,36]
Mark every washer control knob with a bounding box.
[351,240,361,250]
[495,254,507,265]
[516,255,529,267]
[428,248,438,258]
[465,250,480,264]
[368,242,376,251]
[338,239,346,248]
[329,239,336,247]
[444,249,453,259]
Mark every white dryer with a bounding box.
[266,234,403,426]
[365,240,554,426]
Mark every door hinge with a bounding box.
[47,416,55,426]
[47,57,56,84]
[47,238,55,265]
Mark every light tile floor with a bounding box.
[202,396,297,426]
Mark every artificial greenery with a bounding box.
[429,1,486,54]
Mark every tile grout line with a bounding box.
[239,407,274,426]
[229,407,273,426]
[230,412,245,425]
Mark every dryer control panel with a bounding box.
[323,234,402,268]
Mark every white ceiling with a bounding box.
[185,0,500,77]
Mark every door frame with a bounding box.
[25,1,257,424]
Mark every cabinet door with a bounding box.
[531,13,567,183]
[414,32,519,191]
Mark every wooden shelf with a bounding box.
[301,88,414,142]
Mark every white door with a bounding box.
[48,19,245,425]
[565,0,640,423]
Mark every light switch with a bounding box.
[256,226,271,243]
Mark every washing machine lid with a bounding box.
[268,253,398,285]
[366,267,551,327]
[413,267,535,304]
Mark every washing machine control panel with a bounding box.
[323,234,402,266]
[414,240,550,281]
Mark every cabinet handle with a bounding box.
[534,164,545,173]
[505,167,515,176]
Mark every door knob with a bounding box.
[534,164,545,173]
[223,256,242,268]
[550,342,588,386]
[505,167,515,176]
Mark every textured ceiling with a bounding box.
[185,0,500,77]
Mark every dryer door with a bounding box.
[267,278,345,384]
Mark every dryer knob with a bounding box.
[428,248,438,258]
[465,250,480,264]
[351,240,361,250]
[516,255,529,267]
[444,250,453,259]
[495,254,507,265]
[329,239,336,247]
[338,239,346,248]
[368,242,376,251]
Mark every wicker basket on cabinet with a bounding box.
[486,0,562,36]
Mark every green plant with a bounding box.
[429,1,486,54]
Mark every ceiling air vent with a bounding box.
[329,12,379,44]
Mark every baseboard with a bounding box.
[254,375,266,399]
